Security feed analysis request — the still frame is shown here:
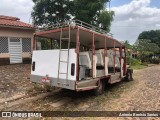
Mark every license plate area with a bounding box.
[41,77,51,84]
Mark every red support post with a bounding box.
[124,47,127,75]
[120,44,122,77]
[104,37,107,75]
[92,33,95,78]
[113,41,116,74]
[76,27,79,81]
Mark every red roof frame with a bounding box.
[35,26,124,47]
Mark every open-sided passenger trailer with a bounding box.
[30,20,133,95]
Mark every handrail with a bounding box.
[37,19,113,37]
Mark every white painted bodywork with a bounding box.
[31,49,77,81]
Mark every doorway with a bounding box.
[9,37,22,64]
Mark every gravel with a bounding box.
[0,64,159,119]
[0,64,32,99]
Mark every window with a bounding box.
[22,38,31,52]
[0,37,8,53]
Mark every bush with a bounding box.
[148,58,160,64]
[127,57,141,65]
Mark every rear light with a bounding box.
[32,61,35,71]
[71,63,75,76]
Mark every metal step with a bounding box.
[59,73,67,74]
[60,61,68,63]
[110,79,121,84]
[76,86,98,91]
[60,50,69,51]
[61,38,70,40]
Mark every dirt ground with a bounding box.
[0,64,160,120]
[0,64,32,99]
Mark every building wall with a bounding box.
[0,27,34,64]
[0,27,34,38]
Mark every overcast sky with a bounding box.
[0,0,160,44]
[110,0,160,44]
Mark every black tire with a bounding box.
[125,69,133,81]
[93,80,105,96]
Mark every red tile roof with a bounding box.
[0,15,34,29]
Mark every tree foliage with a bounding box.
[133,39,160,62]
[32,0,73,26]
[134,39,159,55]
[73,0,114,31]
[32,0,114,32]
[138,30,160,48]
[124,40,132,49]
[124,40,132,58]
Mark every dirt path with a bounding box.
[57,65,160,112]
[0,65,160,119]
[92,65,160,111]
[0,64,32,99]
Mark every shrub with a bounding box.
[127,57,141,65]
[148,58,160,64]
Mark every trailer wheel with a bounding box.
[94,80,105,96]
[125,69,133,81]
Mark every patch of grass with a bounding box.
[131,64,148,70]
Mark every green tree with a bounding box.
[32,0,74,27]
[133,39,160,62]
[73,0,114,32]
[124,40,134,65]
[138,30,160,48]
[32,0,114,32]
[124,40,132,49]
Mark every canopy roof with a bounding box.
[35,26,124,49]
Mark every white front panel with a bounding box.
[31,49,77,81]
[9,38,22,64]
